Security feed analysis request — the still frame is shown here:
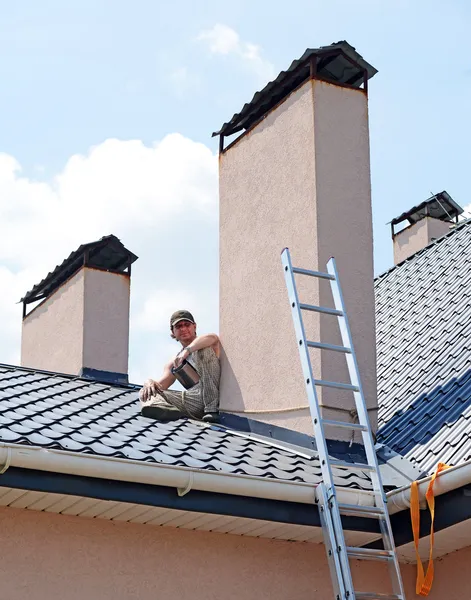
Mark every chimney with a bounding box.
[391,192,463,265]
[216,41,378,439]
[20,235,138,384]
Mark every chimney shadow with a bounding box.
[219,344,245,413]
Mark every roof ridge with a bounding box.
[375,217,471,283]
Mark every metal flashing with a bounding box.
[20,234,138,307]
[213,41,377,149]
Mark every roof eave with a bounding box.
[0,443,386,535]
[0,442,376,510]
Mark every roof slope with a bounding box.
[376,220,471,474]
[0,364,375,490]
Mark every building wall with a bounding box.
[21,269,85,375]
[415,544,471,599]
[219,78,376,437]
[83,268,130,376]
[1,505,469,599]
[0,506,426,600]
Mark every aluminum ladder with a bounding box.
[281,248,405,600]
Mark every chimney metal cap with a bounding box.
[20,234,138,306]
[390,191,463,235]
[213,40,377,141]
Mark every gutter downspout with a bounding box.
[387,459,471,514]
[0,443,375,507]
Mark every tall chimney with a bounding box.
[216,41,378,439]
[391,192,463,265]
[20,235,137,384]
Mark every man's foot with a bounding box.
[202,412,219,424]
[141,405,184,422]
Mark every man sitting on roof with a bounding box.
[139,310,220,423]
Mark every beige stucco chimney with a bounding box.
[391,192,463,265]
[216,41,378,439]
[20,235,137,384]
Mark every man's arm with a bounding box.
[174,334,220,367]
[139,360,176,403]
[187,334,219,356]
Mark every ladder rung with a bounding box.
[337,503,385,518]
[330,459,376,472]
[307,341,351,353]
[292,266,335,280]
[299,303,343,316]
[321,419,367,431]
[313,379,359,392]
[355,593,403,600]
[346,547,394,561]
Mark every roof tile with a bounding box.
[376,219,471,473]
[0,364,386,490]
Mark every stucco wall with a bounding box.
[21,269,85,375]
[393,217,451,265]
[21,267,130,378]
[313,80,376,431]
[0,506,423,600]
[414,544,471,599]
[219,78,376,436]
[83,268,130,375]
[219,81,318,435]
[427,216,451,243]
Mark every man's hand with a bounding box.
[173,348,190,369]
[139,379,163,403]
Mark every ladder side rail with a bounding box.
[326,258,406,599]
[326,257,388,494]
[281,248,337,492]
[317,483,353,600]
[282,248,354,599]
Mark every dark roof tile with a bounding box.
[0,364,381,490]
[376,219,471,473]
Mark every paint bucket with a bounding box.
[171,360,200,390]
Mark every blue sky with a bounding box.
[1,0,470,383]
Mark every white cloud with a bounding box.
[197,24,275,85]
[0,134,219,384]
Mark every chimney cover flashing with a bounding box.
[20,234,138,306]
[213,40,377,141]
[391,191,463,236]
[79,367,129,385]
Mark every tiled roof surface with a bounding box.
[0,364,375,490]
[376,220,471,474]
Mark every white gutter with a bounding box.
[6,442,469,515]
[387,459,471,514]
[0,443,375,508]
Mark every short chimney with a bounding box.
[20,235,137,384]
[216,41,378,439]
[391,192,463,265]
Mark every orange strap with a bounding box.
[410,462,450,596]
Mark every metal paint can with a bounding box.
[171,359,200,390]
